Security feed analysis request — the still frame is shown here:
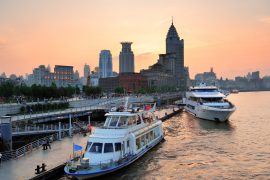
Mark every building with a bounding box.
[90,73,99,87]
[251,71,260,80]
[99,50,113,78]
[140,63,175,88]
[119,73,147,93]
[194,68,217,86]
[139,21,188,90]
[119,42,134,73]
[27,65,81,88]
[166,21,185,87]
[98,76,119,92]
[83,64,90,85]
[99,73,147,93]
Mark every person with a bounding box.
[87,124,92,134]
[0,153,2,166]
[47,139,51,149]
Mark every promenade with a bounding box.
[0,134,89,180]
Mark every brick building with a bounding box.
[99,73,148,93]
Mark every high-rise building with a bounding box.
[84,64,90,79]
[83,64,90,85]
[119,42,134,73]
[166,21,185,87]
[99,50,113,78]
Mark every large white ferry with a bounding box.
[184,84,236,122]
[64,99,164,179]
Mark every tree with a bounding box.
[0,81,15,98]
[114,87,124,94]
[83,86,102,97]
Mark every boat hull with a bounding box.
[185,105,235,122]
[64,136,164,180]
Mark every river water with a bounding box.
[96,91,270,179]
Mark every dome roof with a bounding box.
[166,23,179,39]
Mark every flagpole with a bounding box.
[73,142,74,159]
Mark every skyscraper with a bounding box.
[83,64,90,85]
[166,21,185,87]
[119,42,134,73]
[99,50,113,78]
[84,64,90,79]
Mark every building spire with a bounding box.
[172,16,174,25]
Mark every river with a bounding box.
[95,91,270,179]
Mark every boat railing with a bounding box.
[72,154,133,171]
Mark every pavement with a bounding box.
[0,134,89,180]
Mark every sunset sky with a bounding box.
[0,0,270,79]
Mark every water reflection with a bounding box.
[197,118,234,131]
[72,92,270,179]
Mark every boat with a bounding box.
[231,89,239,94]
[64,98,164,179]
[184,83,236,122]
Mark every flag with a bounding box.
[145,105,151,110]
[73,144,83,152]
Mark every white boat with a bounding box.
[64,99,164,179]
[184,83,236,122]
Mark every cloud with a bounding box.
[136,52,154,58]
[258,16,270,24]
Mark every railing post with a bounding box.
[69,114,72,137]
[16,149,18,158]
[58,121,62,140]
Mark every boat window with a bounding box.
[127,140,130,148]
[201,98,223,102]
[146,133,150,143]
[141,135,146,147]
[192,88,218,92]
[115,143,121,151]
[150,131,154,141]
[127,117,133,126]
[117,116,127,127]
[136,137,141,150]
[104,116,111,127]
[86,142,92,151]
[109,116,119,127]
[133,116,137,124]
[89,143,103,153]
[154,127,160,138]
[104,143,114,153]
[137,116,141,125]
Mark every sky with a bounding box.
[0,0,270,79]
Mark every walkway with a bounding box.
[10,97,123,122]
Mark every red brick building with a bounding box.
[119,73,148,93]
[99,73,148,93]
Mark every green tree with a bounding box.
[0,81,15,99]
[114,87,124,94]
